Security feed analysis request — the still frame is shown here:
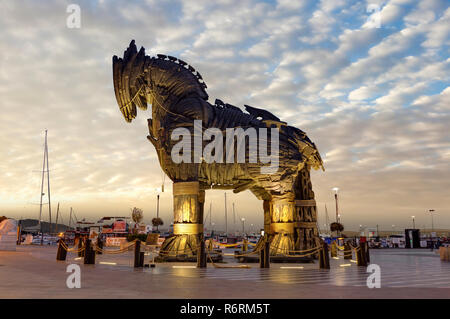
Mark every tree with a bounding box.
[131,207,143,224]
[330,222,344,234]
[152,217,164,232]
[131,207,143,234]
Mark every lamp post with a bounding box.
[429,209,435,251]
[155,187,162,232]
[411,216,415,229]
[241,218,245,237]
[332,187,340,224]
[392,224,395,234]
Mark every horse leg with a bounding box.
[158,181,205,261]
[268,195,296,256]
[293,166,320,254]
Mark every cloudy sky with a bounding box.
[0,0,448,231]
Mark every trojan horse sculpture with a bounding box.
[113,40,324,260]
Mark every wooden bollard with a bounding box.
[344,242,352,260]
[323,243,330,269]
[356,245,362,266]
[97,237,103,255]
[139,252,145,267]
[90,242,96,264]
[365,243,370,263]
[197,238,207,268]
[263,238,270,268]
[361,243,368,266]
[242,239,248,252]
[56,239,67,261]
[356,244,367,267]
[84,239,92,264]
[319,246,325,268]
[134,240,142,268]
[208,239,213,252]
[77,237,84,257]
[259,245,265,268]
[330,241,337,258]
[439,247,450,261]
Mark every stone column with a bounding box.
[159,181,204,261]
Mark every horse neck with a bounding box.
[146,59,207,107]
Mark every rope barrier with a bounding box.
[94,240,137,255]
[269,245,322,255]
[60,241,85,253]
[274,248,322,258]
[206,244,251,268]
[223,245,265,257]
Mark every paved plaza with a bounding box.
[0,245,449,298]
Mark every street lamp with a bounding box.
[429,209,435,251]
[241,218,245,237]
[332,187,340,224]
[411,216,415,229]
[155,187,162,232]
[429,209,435,234]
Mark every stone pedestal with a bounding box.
[159,181,204,261]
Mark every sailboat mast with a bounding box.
[224,192,227,235]
[45,133,52,234]
[38,130,47,245]
[55,202,60,234]
[232,202,236,235]
[69,207,73,229]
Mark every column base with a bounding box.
[157,234,200,262]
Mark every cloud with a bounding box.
[0,0,449,230]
